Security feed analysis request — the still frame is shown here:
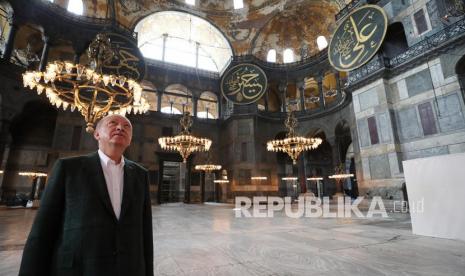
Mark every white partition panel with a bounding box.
[403,152,465,241]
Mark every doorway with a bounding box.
[159,161,185,203]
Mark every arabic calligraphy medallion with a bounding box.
[328,5,388,71]
[220,63,268,105]
[101,33,146,81]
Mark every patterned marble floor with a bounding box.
[1,203,465,275]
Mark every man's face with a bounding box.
[94,115,133,150]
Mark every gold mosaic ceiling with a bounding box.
[50,0,341,61]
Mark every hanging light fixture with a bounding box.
[267,111,322,164]
[18,172,48,178]
[159,111,212,163]
[22,33,150,133]
[328,164,354,179]
[195,151,221,173]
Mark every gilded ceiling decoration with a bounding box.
[41,0,341,61]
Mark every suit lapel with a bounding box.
[86,152,118,222]
[120,159,134,221]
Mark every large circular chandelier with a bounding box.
[195,164,222,173]
[195,152,221,173]
[159,112,212,163]
[22,33,150,133]
[267,111,322,164]
[329,164,354,179]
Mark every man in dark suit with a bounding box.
[19,114,154,276]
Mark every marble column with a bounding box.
[328,136,343,196]
[157,90,163,112]
[298,154,307,194]
[335,71,342,103]
[217,95,222,118]
[318,75,325,110]
[200,172,205,203]
[297,80,306,112]
[278,81,287,112]
[192,97,198,117]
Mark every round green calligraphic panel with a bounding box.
[101,33,146,81]
[328,5,388,72]
[220,63,268,105]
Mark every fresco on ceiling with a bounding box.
[50,0,339,58]
[252,3,338,62]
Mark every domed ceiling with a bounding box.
[46,0,341,62]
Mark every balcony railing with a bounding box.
[348,16,465,86]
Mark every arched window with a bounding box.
[135,11,233,72]
[267,49,276,63]
[380,22,408,58]
[67,0,84,15]
[185,0,195,5]
[161,84,193,115]
[316,36,328,51]
[161,106,182,114]
[283,48,294,63]
[197,91,218,119]
[234,0,244,9]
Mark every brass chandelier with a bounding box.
[195,152,221,173]
[159,112,212,163]
[22,33,149,133]
[267,111,322,164]
[329,164,354,179]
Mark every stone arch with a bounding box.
[162,84,193,114]
[2,100,57,194]
[198,91,218,119]
[11,23,44,68]
[381,22,409,58]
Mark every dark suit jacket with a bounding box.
[19,152,154,276]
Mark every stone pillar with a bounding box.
[327,136,344,196]
[298,154,306,193]
[39,36,50,71]
[157,91,162,112]
[162,34,168,62]
[318,75,325,110]
[217,93,222,118]
[335,72,342,103]
[2,22,18,61]
[297,79,306,111]
[0,142,11,191]
[278,81,287,112]
[200,172,205,203]
[192,97,198,117]
[184,158,192,203]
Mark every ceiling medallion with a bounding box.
[22,33,149,133]
[158,112,212,163]
[267,111,322,164]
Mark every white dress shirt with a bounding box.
[98,149,125,219]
